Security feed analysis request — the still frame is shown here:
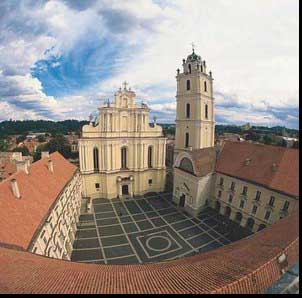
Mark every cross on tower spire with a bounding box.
[123,81,128,90]
[191,42,195,53]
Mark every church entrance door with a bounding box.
[179,194,186,207]
[122,185,129,195]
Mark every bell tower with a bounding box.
[174,48,215,158]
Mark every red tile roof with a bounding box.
[216,142,299,197]
[0,152,77,250]
[0,210,298,294]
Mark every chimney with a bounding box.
[12,152,22,162]
[11,179,21,199]
[272,163,278,172]
[16,160,29,175]
[47,159,54,173]
[244,158,251,166]
[41,151,50,159]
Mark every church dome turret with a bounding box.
[186,49,201,63]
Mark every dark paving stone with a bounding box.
[124,201,141,214]
[179,226,204,239]
[96,217,119,226]
[95,212,116,219]
[107,256,139,265]
[145,211,159,218]
[98,225,123,237]
[79,214,94,221]
[113,202,128,215]
[144,192,158,198]
[93,260,106,264]
[199,223,211,230]
[207,229,223,239]
[122,223,139,233]
[188,233,213,248]
[101,235,128,247]
[119,216,133,223]
[93,204,114,213]
[204,218,219,227]
[93,198,111,205]
[71,248,103,261]
[150,217,166,227]
[157,207,177,215]
[163,212,186,223]
[171,219,194,231]
[76,229,98,239]
[190,217,201,224]
[136,199,154,212]
[77,222,96,229]
[217,237,230,245]
[148,197,170,209]
[104,245,133,258]
[198,241,222,253]
[136,220,153,231]
[133,214,146,221]
[73,238,100,249]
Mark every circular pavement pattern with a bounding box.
[146,235,172,252]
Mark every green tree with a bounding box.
[33,144,46,161]
[37,135,46,142]
[0,139,8,152]
[263,135,274,145]
[12,146,30,156]
[277,139,287,147]
[292,140,299,149]
[44,135,72,159]
[16,135,26,144]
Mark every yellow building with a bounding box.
[79,83,166,200]
[173,50,299,229]
[174,49,215,159]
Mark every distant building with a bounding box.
[241,122,251,131]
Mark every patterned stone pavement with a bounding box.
[71,192,252,264]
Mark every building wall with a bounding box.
[173,168,214,216]
[211,173,298,232]
[29,171,82,260]
[79,87,167,199]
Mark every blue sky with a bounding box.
[0,0,299,128]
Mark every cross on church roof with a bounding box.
[191,42,195,53]
[123,81,128,90]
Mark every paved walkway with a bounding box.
[71,192,252,265]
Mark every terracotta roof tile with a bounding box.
[189,147,217,177]
[216,142,299,197]
[0,210,298,294]
[0,152,77,250]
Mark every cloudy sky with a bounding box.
[0,0,299,128]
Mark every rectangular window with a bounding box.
[264,211,271,220]
[185,133,189,148]
[95,183,100,189]
[218,190,222,198]
[282,201,290,211]
[219,177,224,186]
[255,191,261,201]
[252,205,257,215]
[239,200,245,209]
[148,179,152,185]
[228,194,233,203]
[242,186,248,196]
[230,182,235,191]
[268,196,275,206]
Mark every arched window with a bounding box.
[185,132,189,148]
[205,104,208,119]
[121,147,127,169]
[179,157,194,174]
[148,146,153,168]
[188,64,191,73]
[186,80,190,91]
[204,81,207,92]
[200,64,203,72]
[186,103,190,118]
[93,147,99,171]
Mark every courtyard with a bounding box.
[71,192,252,265]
